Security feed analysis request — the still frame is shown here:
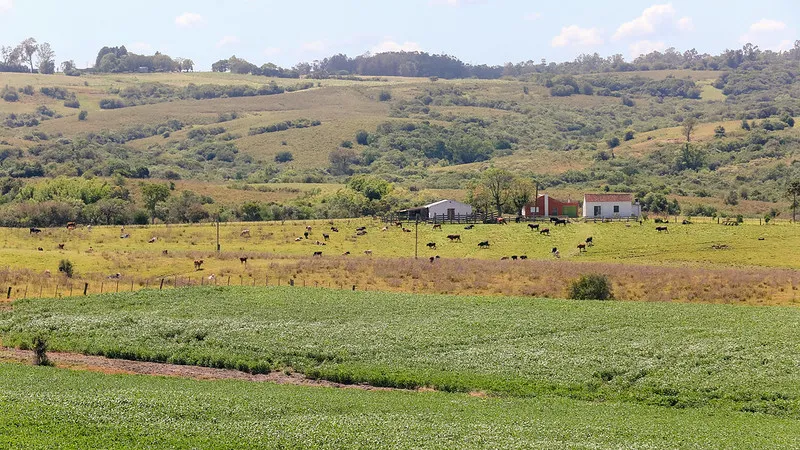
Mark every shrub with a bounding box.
[356,130,369,145]
[64,98,80,109]
[99,98,125,109]
[2,86,19,102]
[569,274,613,300]
[78,110,88,121]
[32,336,51,366]
[275,151,294,163]
[22,85,34,95]
[340,140,353,148]
[378,90,392,101]
[58,259,74,278]
[623,130,635,141]
[606,137,620,149]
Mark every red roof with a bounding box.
[584,193,633,202]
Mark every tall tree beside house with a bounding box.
[478,168,514,216]
[788,180,800,223]
[509,178,536,215]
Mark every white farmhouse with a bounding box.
[399,200,473,221]
[583,193,641,219]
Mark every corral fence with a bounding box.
[380,212,587,225]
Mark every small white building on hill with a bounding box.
[583,193,640,219]
[399,200,473,221]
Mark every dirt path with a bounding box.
[0,347,408,392]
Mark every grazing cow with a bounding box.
[554,219,568,226]
[540,228,550,235]
[515,216,522,223]
[427,242,437,249]
[240,257,248,265]
[148,237,157,243]
[364,250,373,256]
[87,225,92,231]
[501,257,509,261]
[87,247,94,254]
[447,234,461,242]
[120,233,130,239]
[66,222,76,230]
[464,225,474,230]
[313,251,323,257]
[193,260,204,270]
[356,231,367,236]
[240,229,251,237]
[432,224,442,230]
[577,243,587,252]
[496,217,507,225]
[162,250,169,256]
[331,227,339,233]
[478,241,490,249]
[550,217,560,223]
[394,222,403,228]
[304,231,309,239]
[429,256,436,263]
[656,226,669,233]
[37,247,43,252]
[323,233,330,241]
[343,251,351,256]
[511,256,518,260]
[306,226,312,232]
[382,227,388,232]
[57,243,64,250]
[528,223,539,230]
[520,255,528,260]
[356,227,367,232]
[402,228,412,233]
[29,227,42,234]
[108,273,121,279]
[295,237,303,242]
[551,248,560,258]
[586,237,594,246]
[208,274,216,282]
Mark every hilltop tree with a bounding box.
[141,183,171,224]
[682,117,697,143]
[181,58,194,72]
[19,38,38,72]
[36,42,55,74]
[788,180,800,223]
[211,59,230,72]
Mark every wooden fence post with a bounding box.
[115,280,119,293]
[6,286,10,299]
[159,279,164,290]
[84,283,88,296]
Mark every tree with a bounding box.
[623,130,635,141]
[606,136,620,149]
[211,59,230,72]
[355,130,369,145]
[347,174,392,201]
[275,151,293,163]
[182,58,194,72]
[36,42,55,74]
[741,119,751,131]
[328,147,358,176]
[675,143,705,171]
[478,168,514,216]
[787,180,800,223]
[19,38,38,72]
[141,183,171,224]
[509,178,536,215]
[682,117,696,143]
[714,125,726,138]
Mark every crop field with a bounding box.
[3,287,800,420]
[3,363,799,449]
[0,219,798,304]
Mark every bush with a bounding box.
[378,90,392,101]
[340,140,353,148]
[275,151,294,163]
[2,86,19,102]
[99,98,125,109]
[78,110,88,121]
[64,98,81,109]
[569,274,613,300]
[58,259,74,278]
[356,130,369,145]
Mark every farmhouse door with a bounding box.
[447,208,455,220]
[593,205,602,217]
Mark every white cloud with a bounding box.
[175,12,205,28]
[371,40,423,53]
[216,35,240,48]
[613,3,676,40]
[524,12,541,21]
[301,40,327,52]
[677,16,694,32]
[749,19,787,33]
[263,47,281,57]
[739,19,793,50]
[551,25,604,48]
[0,0,12,14]
[128,42,154,54]
[630,40,667,58]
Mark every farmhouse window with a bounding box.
[613,205,620,213]
[593,206,602,216]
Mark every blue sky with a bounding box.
[0,0,797,70]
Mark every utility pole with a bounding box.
[415,214,419,259]
[216,213,221,254]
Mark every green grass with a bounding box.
[3,363,799,449]
[3,287,800,418]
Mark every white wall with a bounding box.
[429,201,473,217]
[583,201,637,218]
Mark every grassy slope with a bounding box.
[2,364,798,449]
[3,287,800,417]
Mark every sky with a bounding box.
[0,0,797,71]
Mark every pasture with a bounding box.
[3,287,800,418]
[2,363,799,449]
[1,219,798,304]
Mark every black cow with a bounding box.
[478,241,490,249]
[29,227,42,234]
[540,228,550,235]
[313,251,323,257]
[528,223,539,230]
[427,242,437,249]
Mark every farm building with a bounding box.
[521,194,580,218]
[583,193,641,219]
[398,200,473,221]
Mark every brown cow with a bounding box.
[57,243,65,250]
[447,234,461,242]
[432,224,442,230]
[193,260,204,270]
[577,243,587,252]
[540,228,550,235]
[240,229,251,237]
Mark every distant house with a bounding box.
[138,66,150,73]
[521,194,580,218]
[398,200,473,221]
[583,193,641,219]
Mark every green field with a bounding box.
[3,363,800,449]
[3,287,800,418]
